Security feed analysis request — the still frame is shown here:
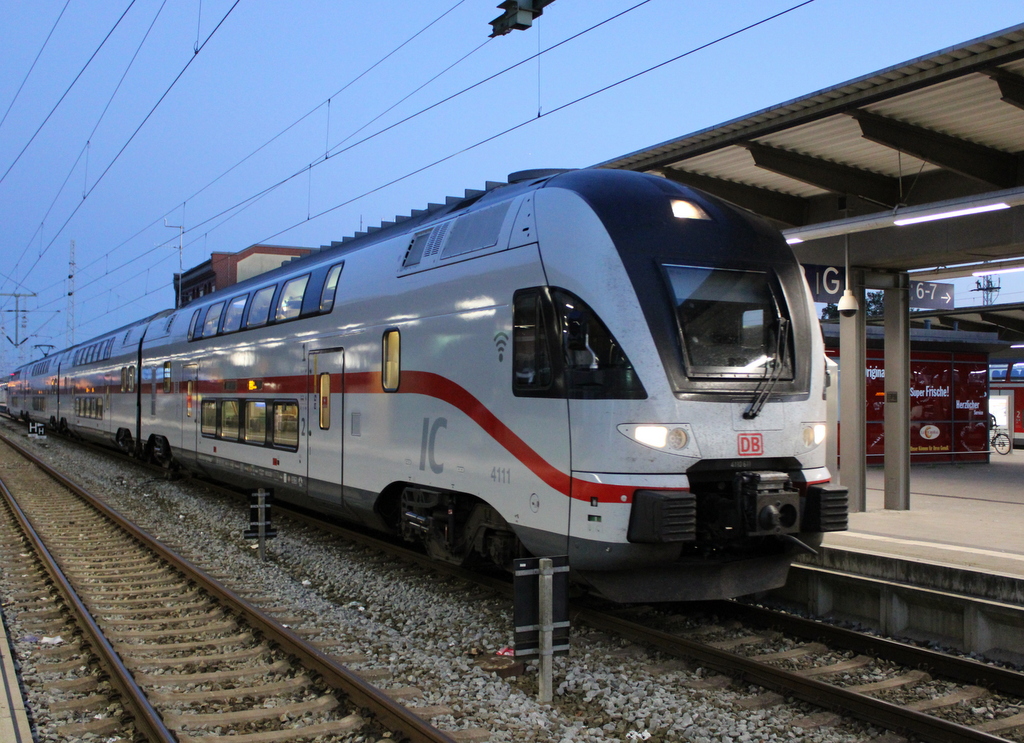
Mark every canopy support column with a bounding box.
[838,271,866,512]
[883,277,911,510]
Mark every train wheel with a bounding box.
[149,436,173,468]
[116,428,134,455]
[993,432,1012,455]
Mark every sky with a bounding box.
[1,0,1023,373]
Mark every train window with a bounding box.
[120,367,127,393]
[244,401,267,443]
[96,399,103,419]
[382,330,400,392]
[202,302,225,337]
[275,275,309,322]
[162,362,172,393]
[1011,363,1024,381]
[553,289,645,400]
[318,373,331,429]
[663,265,792,380]
[319,264,344,312]
[220,400,240,440]
[513,291,555,395]
[273,401,299,449]
[164,314,176,333]
[246,286,275,328]
[104,338,114,359]
[201,400,217,436]
[186,380,194,417]
[991,364,1008,382]
[188,309,201,340]
[128,365,136,392]
[222,295,248,333]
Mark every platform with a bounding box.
[829,453,1024,575]
[1,607,33,743]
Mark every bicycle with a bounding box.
[991,427,1012,455]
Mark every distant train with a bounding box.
[989,359,1024,446]
[6,168,847,602]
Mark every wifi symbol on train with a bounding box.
[493,332,509,362]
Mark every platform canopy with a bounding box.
[598,24,1024,276]
[598,23,1024,513]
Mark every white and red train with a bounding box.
[7,168,847,602]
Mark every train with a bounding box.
[989,359,1024,446]
[5,168,848,602]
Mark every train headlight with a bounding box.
[619,424,690,452]
[671,199,711,221]
[635,425,668,448]
[802,423,827,448]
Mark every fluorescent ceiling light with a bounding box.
[785,236,803,245]
[1011,344,1024,349]
[893,202,1010,226]
[972,265,1024,277]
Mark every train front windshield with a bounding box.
[664,265,792,380]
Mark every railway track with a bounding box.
[5,420,1024,742]
[0,431,466,742]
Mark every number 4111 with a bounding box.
[491,467,511,484]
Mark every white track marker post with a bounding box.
[257,488,267,562]
[538,557,554,703]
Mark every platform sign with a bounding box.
[803,264,953,309]
[910,280,955,310]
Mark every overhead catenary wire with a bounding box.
[20,0,816,345]
[0,0,73,134]
[19,0,477,308]
[6,0,242,315]
[1,0,170,302]
[56,0,654,299]
[0,1,138,189]
[261,0,818,243]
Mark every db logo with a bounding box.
[738,432,764,456]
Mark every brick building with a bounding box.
[174,244,315,308]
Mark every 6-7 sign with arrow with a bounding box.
[910,280,954,310]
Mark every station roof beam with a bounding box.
[741,142,901,207]
[987,68,1024,111]
[849,110,1023,189]
[659,166,810,226]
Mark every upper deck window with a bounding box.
[246,286,276,328]
[319,264,344,312]
[202,302,225,337]
[222,295,248,333]
[664,265,792,380]
[275,275,309,322]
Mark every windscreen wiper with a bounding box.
[744,295,788,420]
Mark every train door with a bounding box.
[306,347,344,507]
[182,364,199,454]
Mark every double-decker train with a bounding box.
[6,168,847,602]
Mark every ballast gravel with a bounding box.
[3,423,908,742]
